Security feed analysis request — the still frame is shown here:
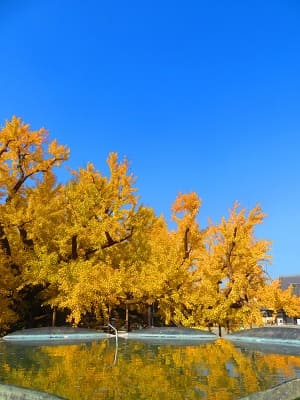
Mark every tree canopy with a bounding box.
[1,116,299,334]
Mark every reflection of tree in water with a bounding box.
[0,343,54,373]
[1,339,300,399]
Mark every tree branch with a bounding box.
[101,229,133,249]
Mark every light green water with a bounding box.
[1,337,300,399]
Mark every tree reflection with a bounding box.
[1,339,300,399]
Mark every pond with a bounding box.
[1,337,300,399]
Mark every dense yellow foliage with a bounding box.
[0,116,298,333]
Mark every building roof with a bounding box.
[279,275,300,290]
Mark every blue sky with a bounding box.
[0,1,299,279]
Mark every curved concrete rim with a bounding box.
[227,326,300,347]
[2,333,109,342]
[0,383,67,399]
[117,326,217,340]
[119,332,216,339]
[227,335,300,346]
[238,377,300,400]
[2,327,110,342]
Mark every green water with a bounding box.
[1,337,300,399]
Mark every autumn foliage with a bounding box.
[0,116,299,334]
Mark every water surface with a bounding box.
[1,338,300,399]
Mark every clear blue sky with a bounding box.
[0,1,299,279]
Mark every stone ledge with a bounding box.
[239,378,300,400]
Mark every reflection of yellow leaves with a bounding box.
[1,340,300,399]
[260,354,300,379]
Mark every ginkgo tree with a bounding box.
[258,279,300,322]
[193,202,272,333]
[143,192,204,326]
[1,115,291,334]
[0,116,69,331]
[34,153,159,326]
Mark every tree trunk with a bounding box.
[52,307,57,327]
[125,303,129,331]
[147,304,153,327]
[0,224,11,256]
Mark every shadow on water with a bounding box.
[1,337,300,399]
